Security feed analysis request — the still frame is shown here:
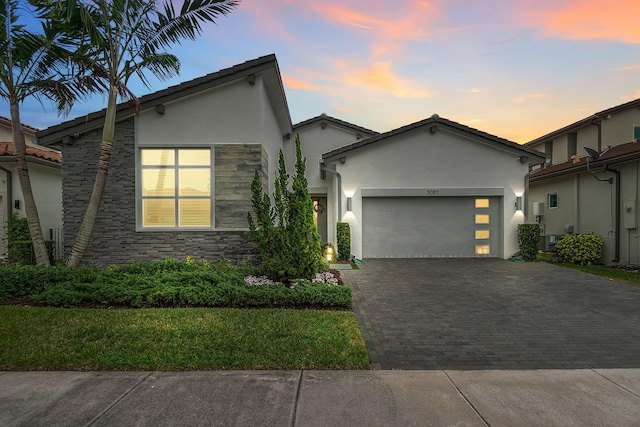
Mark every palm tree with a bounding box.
[35,0,239,267]
[1,0,97,265]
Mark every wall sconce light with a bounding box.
[14,199,20,209]
[515,196,523,211]
[323,244,335,263]
[346,197,352,212]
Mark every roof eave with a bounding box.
[37,54,288,146]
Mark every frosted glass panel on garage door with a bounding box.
[362,196,501,258]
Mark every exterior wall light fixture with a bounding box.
[515,196,523,211]
[346,197,352,212]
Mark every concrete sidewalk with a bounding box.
[2,369,640,426]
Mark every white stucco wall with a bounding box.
[325,126,530,259]
[0,161,62,233]
[136,74,287,198]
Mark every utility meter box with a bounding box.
[624,199,636,229]
[533,202,544,216]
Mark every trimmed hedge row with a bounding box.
[557,234,604,265]
[0,260,351,309]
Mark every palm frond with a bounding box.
[146,0,239,53]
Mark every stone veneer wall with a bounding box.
[62,118,264,266]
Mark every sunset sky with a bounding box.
[6,0,640,143]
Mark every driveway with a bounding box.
[342,258,640,370]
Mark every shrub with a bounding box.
[4,212,56,264]
[337,222,351,261]
[517,223,541,261]
[247,135,325,282]
[557,234,604,265]
[0,258,350,309]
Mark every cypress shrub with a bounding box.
[337,222,351,261]
[517,223,541,261]
[248,135,326,282]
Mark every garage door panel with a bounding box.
[363,196,501,258]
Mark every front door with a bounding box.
[312,196,328,244]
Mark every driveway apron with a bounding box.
[342,258,640,370]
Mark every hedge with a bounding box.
[556,234,604,265]
[0,260,351,309]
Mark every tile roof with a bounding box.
[526,98,640,146]
[530,141,640,181]
[37,54,291,144]
[0,141,62,163]
[293,113,380,137]
[322,114,545,162]
[0,116,40,134]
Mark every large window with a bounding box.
[140,148,211,228]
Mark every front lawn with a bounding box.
[555,263,640,286]
[0,306,369,370]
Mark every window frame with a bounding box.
[548,193,558,209]
[137,147,214,231]
[634,125,640,142]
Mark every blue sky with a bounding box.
[5,0,640,143]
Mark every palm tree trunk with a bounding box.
[66,85,118,267]
[9,101,51,266]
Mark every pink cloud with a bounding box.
[610,65,640,72]
[524,0,640,43]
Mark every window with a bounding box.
[475,230,490,239]
[634,126,640,141]
[548,193,558,209]
[475,214,490,224]
[140,148,211,228]
[475,245,490,255]
[475,199,490,208]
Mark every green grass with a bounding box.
[555,263,640,286]
[0,306,369,371]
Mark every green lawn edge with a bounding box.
[0,306,370,371]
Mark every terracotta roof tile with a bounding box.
[530,141,640,181]
[0,141,61,163]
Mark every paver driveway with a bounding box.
[342,258,640,370]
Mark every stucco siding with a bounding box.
[602,108,640,146]
[329,126,528,259]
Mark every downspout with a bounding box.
[319,160,342,218]
[0,164,13,218]
[591,120,602,152]
[605,165,621,263]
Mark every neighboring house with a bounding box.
[0,117,63,259]
[36,54,544,266]
[319,115,545,259]
[526,99,640,264]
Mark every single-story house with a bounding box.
[36,54,544,266]
[312,115,545,259]
[526,98,640,264]
[0,117,63,259]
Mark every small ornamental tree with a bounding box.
[248,134,325,282]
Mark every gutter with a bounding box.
[319,160,342,218]
[0,164,12,218]
[604,165,621,263]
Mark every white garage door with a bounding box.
[362,196,501,258]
